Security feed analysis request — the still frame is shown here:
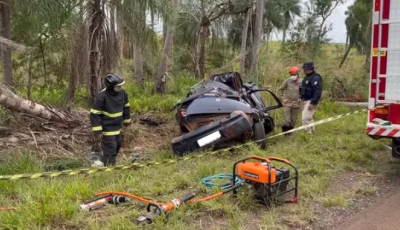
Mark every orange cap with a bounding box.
[289,66,299,75]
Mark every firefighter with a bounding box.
[278,66,303,135]
[300,62,322,134]
[90,73,131,166]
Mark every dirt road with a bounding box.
[334,188,400,230]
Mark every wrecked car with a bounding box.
[170,72,283,156]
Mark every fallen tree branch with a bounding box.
[0,36,35,53]
[0,83,76,124]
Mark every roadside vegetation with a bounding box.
[0,0,392,229]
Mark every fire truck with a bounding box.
[366,0,400,158]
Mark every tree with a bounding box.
[340,0,372,68]
[279,0,301,44]
[250,0,265,75]
[115,0,171,85]
[154,0,177,94]
[306,0,346,59]
[283,0,345,61]
[240,7,252,75]
[178,0,248,79]
[0,0,14,91]
[88,0,103,106]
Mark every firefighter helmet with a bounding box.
[105,73,125,89]
[289,66,299,75]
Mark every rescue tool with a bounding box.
[80,155,298,225]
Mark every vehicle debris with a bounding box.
[170,72,283,156]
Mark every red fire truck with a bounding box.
[366,0,400,158]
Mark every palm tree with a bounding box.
[113,0,172,85]
[264,0,285,49]
[279,0,301,44]
[0,0,14,91]
[154,0,177,94]
[340,0,372,68]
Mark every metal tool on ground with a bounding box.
[88,187,241,226]
[79,194,131,211]
[136,193,196,225]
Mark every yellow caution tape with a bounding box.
[0,109,367,181]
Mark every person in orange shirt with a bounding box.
[278,66,303,135]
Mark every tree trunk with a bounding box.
[250,0,265,75]
[195,18,209,79]
[0,0,14,91]
[66,57,78,102]
[163,19,167,43]
[134,42,144,85]
[27,57,33,100]
[0,83,69,122]
[88,0,102,106]
[339,43,352,68]
[240,8,251,75]
[151,9,155,30]
[154,0,176,94]
[282,24,287,44]
[245,15,254,74]
[265,32,270,53]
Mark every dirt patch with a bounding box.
[0,111,179,163]
[308,172,400,230]
[195,214,229,230]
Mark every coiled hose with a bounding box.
[201,174,243,190]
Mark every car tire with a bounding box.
[253,121,266,149]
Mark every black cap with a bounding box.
[302,62,314,70]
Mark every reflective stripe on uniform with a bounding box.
[123,119,131,123]
[91,109,123,118]
[92,126,102,131]
[90,109,102,114]
[101,111,123,118]
[124,103,130,107]
[103,130,121,136]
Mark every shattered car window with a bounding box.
[192,80,240,97]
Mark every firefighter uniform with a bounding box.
[90,74,130,166]
[300,62,322,134]
[278,66,302,134]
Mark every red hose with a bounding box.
[188,192,224,204]
[94,191,160,205]
[0,207,18,211]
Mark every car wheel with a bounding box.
[253,121,266,149]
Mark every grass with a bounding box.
[0,43,394,229]
[0,102,395,229]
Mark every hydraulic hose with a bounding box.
[0,207,18,211]
[94,191,160,205]
[188,182,243,204]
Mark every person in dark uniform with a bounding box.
[300,62,322,134]
[90,73,131,166]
